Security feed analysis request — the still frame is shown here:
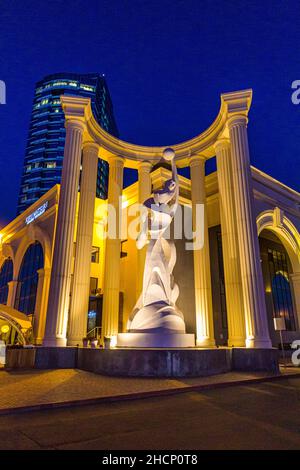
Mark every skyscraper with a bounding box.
[17,73,118,214]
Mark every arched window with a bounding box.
[268,249,296,331]
[15,242,44,315]
[0,259,13,304]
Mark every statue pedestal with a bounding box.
[117,332,195,348]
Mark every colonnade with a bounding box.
[42,90,273,348]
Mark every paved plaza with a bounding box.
[0,367,299,413]
[0,376,300,449]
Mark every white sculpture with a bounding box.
[117,148,195,347]
[128,148,185,332]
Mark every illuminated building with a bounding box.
[0,90,299,355]
[17,73,118,215]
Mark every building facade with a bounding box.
[0,90,299,351]
[17,73,118,214]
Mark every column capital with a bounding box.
[137,160,152,171]
[214,137,230,152]
[108,154,125,167]
[61,95,91,129]
[227,114,248,130]
[221,89,252,116]
[1,243,12,259]
[37,267,51,278]
[65,119,86,133]
[189,154,206,167]
[82,141,100,153]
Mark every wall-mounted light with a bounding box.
[1,325,10,334]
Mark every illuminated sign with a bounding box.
[25,201,48,225]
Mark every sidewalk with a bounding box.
[0,366,299,415]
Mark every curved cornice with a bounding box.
[61,89,252,169]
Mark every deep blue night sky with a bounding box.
[0,0,299,226]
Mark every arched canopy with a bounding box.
[0,304,32,344]
[61,89,253,169]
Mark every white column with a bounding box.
[228,114,271,348]
[6,280,19,307]
[67,142,99,345]
[136,161,152,298]
[215,139,246,346]
[43,119,85,347]
[34,267,51,345]
[102,155,124,339]
[190,155,215,347]
[290,273,300,329]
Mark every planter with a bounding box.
[90,340,98,349]
[82,338,89,348]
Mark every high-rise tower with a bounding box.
[17,73,118,214]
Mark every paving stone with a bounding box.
[0,367,298,411]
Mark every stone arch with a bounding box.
[0,258,13,304]
[0,243,14,270]
[257,207,300,274]
[13,225,51,280]
[14,240,44,317]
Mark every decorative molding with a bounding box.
[257,208,300,272]
[60,90,252,168]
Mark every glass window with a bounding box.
[15,242,44,315]
[90,277,98,295]
[0,258,13,304]
[45,162,56,169]
[268,248,296,331]
[120,240,128,258]
[91,246,99,263]
[87,296,103,333]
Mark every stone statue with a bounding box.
[117,148,195,348]
[117,148,194,347]
[128,148,186,334]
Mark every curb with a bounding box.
[0,371,299,417]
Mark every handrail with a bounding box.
[86,326,102,339]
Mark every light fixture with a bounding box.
[1,325,10,334]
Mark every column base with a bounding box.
[228,336,246,348]
[43,337,67,347]
[67,337,84,346]
[196,338,216,348]
[246,337,272,349]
